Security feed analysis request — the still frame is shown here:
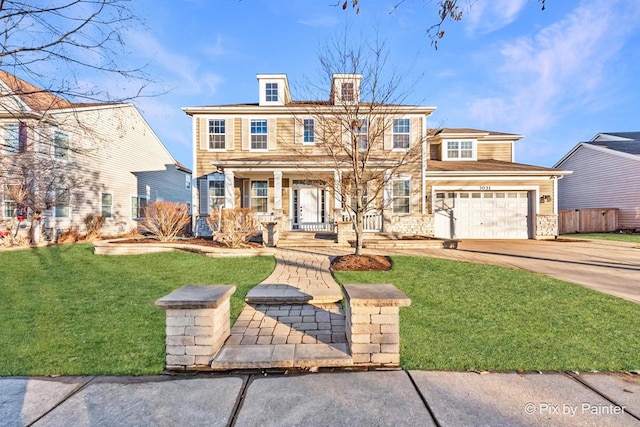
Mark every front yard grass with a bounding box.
[0,244,274,376]
[334,256,640,372]
[561,233,640,243]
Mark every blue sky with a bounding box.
[109,0,640,169]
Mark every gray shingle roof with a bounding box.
[587,132,640,155]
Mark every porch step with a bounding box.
[277,231,340,248]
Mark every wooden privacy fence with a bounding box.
[559,208,619,234]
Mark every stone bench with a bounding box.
[155,285,235,371]
[343,284,411,367]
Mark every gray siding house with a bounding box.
[554,132,640,229]
[0,70,191,237]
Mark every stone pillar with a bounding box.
[336,221,353,246]
[224,169,235,208]
[155,285,235,371]
[343,284,411,367]
[262,222,279,247]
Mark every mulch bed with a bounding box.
[330,254,392,271]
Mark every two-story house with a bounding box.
[184,73,567,241]
[0,70,191,239]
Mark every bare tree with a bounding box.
[340,0,547,49]
[286,34,429,254]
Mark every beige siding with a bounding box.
[558,146,640,228]
[477,143,512,161]
[429,143,441,160]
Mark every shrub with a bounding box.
[83,214,105,241]
[207,208,258,248]
[140,201,191,242]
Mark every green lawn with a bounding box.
[561,233,640,243]
[334,257,640,372]
[0,244,274,376]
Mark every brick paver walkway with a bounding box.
[212,247,353,370]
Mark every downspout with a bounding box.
[421,114,427,215]
[191,114,198,236]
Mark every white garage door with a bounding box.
[434,191,530,239]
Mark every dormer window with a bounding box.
[265,83,278,102]
[341,82,354,102]
[445,140,475,160]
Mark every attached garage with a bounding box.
[434,191,531,239]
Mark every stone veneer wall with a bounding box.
[343,284,411,367]
[155,285,235,371]
[386,214,434,236]
[536,214,558,239]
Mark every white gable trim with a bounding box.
[554,142,640,168]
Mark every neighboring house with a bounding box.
[554,132,640,229]
[184,73,567,240]
[0,70,191,237]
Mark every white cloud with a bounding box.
[465,0,528,35]
[467,0,640,136]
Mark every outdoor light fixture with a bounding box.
[540,194,552,203]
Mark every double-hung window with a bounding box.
[341,82,354,102]
[392,179,410,214]
[3,124,20,154]
[265,83,278,102]
[101,193,113,218]
[303,119,315,144]
[209,180,225,211]
[251,181,268,213]
[356,118,368,151]
[446,140,473,159]
[55,189,70,218]
[208,119,225,150]
[250,119,268,150]
[131,196,148,219]
[2,198,16,218]
[54,131,70,160]
[392,119,410,149]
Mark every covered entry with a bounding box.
[291,180,331,231]
[434,191,531,239]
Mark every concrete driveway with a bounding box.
[406,238,640,304]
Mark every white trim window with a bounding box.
[250,119,268,150]
[392,119,410,150]
[209,179,225,211]
[341,82,354,102]
[446,140,474,160]
[131,196,148,219]
[208,119,226,150]
[392,179,410,214]
[53,130,70,160]
[265,82,278,102]
[185,174,192,190]
[2,198,17,218]
[101,193,113,218]
[55,189,70,218]
[303,118,315,144]
[3,123,21,154]
[251,181,268,213]
[356,118,368,151]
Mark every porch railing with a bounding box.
[294,222,336,232]
[341,211,382,232]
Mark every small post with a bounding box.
[262,221,279,247]
[343,284,411,367]
[155,285,235,371]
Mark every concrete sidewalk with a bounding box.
[2,371,638,426]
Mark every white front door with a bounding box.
[300,188,320,224]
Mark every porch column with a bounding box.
[273,170,282,210]
[334,170,342,220]
[224,169,235,208]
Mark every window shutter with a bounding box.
[242,179,250,208]
[198,179,209,216]
[226,118,235,151]
[411,117,421,148]
[199,118,208,150]
[268,118,277,150]
[241,119,249,150]
[383,118,392,150]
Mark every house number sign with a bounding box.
[479,186,491,190]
